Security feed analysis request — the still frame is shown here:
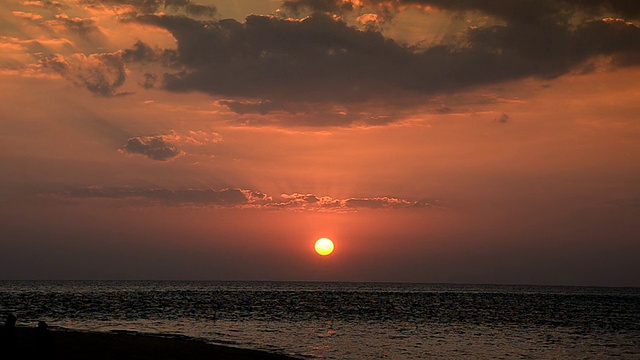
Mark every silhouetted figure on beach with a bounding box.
[4,313,17,327]
[2,313,18,349]
[36,320,56,358]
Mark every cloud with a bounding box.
[12,11,44,20]
[217,100,280,116]
[121,5,640,125]
[80,0,216,17]
[25,1,639,126]
[132,13,410,102]
[167,0,216,17]
[117,131,221,161]
[43,186,433,210]
[282,0,640,22]
[283,0,360,15]
[39,52,127,96]
[15,10,109,47]
[275,193,430,209]
[495,113,509,123]
[344,196,427,208]
[356,13,384,31]
[122,40,162,63]
[60,187,250,205]
[180,130,223,145]
[22,1,68,11]
[44,14,104,40]
[140,72,157,88]
[121,135,183,161]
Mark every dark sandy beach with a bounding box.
[2,326,300,360]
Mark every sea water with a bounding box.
[0,281,638,359]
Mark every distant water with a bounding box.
[1,281,639,359]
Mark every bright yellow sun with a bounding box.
[314,238,335,256]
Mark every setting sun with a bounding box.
[314,238,335,256]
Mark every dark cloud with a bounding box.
[121,40,178,69]
[165,0,216,17]
[44,186,432,210]
[133,13,408,104]
[283,0,640,22]
[495,113,509,123]
[123,5,640,125]
[282,0,358,14]
[434,106,453,114]
[40,52,127,96]
[140,72,157,88]
[121,135,183,161]
[217,100,280,115]
[121,40,157,62]
[25,1,639,128]
[61,187,251,205]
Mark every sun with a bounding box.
[314,238,335,256]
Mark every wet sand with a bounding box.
[2,326,300,359]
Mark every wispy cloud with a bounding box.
[283,0,640,22]
[80,0,216,17]
[39,52,128,96]
[22,1,68,11]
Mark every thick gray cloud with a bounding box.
[121,135,183,161]
[125,5,640,124]
[132,13,409,103]
[283,0,640,22]
[46,186,432,210]
[33,0,639,125]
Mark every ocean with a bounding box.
[1,281,639,359]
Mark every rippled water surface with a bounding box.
[1,281,639,359]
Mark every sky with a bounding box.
[1,0,639,286]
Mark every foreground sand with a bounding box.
[2,326,300,359]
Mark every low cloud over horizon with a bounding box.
[40,186,434,210]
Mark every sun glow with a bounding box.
[314,238,335,256]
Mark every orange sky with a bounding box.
[1,0,639,285]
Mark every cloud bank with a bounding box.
[13,0,640,125]
[46,186,433,210]
[119,0,640,124]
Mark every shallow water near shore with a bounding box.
[1,281,639,359]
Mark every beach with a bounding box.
[2,325,299,360]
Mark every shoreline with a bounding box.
[2,325,302,359]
